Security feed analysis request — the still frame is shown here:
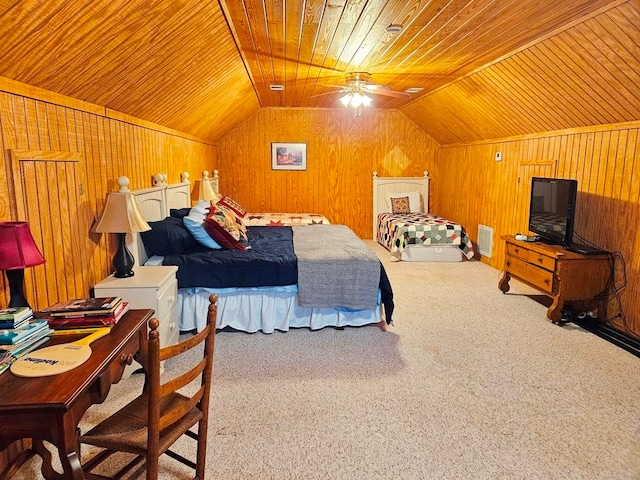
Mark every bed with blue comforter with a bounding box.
[142,221,393,333]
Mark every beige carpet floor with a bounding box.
[15,241,640,479]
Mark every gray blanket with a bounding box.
[292,225,380,310]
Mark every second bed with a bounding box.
[373,172,475,262]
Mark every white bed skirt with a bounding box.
[400,245,463,262]
[178,286,382,334]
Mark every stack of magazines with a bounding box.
[41,297,129,334]
[0,309,52,374]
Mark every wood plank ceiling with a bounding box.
[404,0,640,143]
[0,0,259,142]
[0,0,636,143]
[219,0,622,109]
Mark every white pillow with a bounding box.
[183,200,222,249]
[386,191,421,213]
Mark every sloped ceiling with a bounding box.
[0,0,637,144]
[0,0,259,142]
[218,0,619,108]
[402,0,640,144]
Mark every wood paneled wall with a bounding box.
[3,75,637,339]
[435,122,640,337]
[0,82,216,310]
[215,108,440,239]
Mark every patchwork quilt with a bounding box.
[377,212,475,259]
[243,213,330,226]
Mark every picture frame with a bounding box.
[271,143,307,171]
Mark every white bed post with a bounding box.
[421,171,429,212]
[210,169,219,195]
[152,172,168,186]
[372,171,379,240]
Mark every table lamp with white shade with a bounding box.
[93,177,151,278]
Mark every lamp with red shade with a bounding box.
[0,222,46,309]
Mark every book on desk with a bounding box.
[46,301,129,329]
[0,307,33,329]
[41,297,122,317]
[0,320,52,374]
[0,319,50,345]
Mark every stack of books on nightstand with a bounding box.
[0,309,52,374]
[41,297,129,334]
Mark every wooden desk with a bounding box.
[498,236,611,321]
[0,308,153,480]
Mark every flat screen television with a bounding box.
[528,177,578,246]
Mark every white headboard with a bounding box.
[126,173,192,266]
[372,171,430,238]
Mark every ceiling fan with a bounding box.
[310,72,411,113]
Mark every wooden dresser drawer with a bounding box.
[507,243,527,260]
[506,256,555,293]
[527,251,555,271]
[507,242,556,272]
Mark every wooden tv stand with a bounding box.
[498,235,611,322]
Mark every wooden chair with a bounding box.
[79,294,217,479]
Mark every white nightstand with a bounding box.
[94,266,179,376]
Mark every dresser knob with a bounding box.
[121,353,133,365]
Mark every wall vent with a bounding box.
[478,224,494,258]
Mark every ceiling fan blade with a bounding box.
[309,90,346,99]
[368,88,411,98]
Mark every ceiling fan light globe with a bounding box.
[362,94,373,106]
[351,93,364,107]
[339,93,353,106]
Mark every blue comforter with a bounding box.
[162,226,297,288]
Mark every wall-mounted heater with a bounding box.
[478,225,494,258]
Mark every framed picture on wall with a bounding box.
[271,143,307,170]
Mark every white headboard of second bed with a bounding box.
[125,174,192,266]
[372,171,430,238]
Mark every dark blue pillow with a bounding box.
[170,208,191,220]
[140,217,198,256]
